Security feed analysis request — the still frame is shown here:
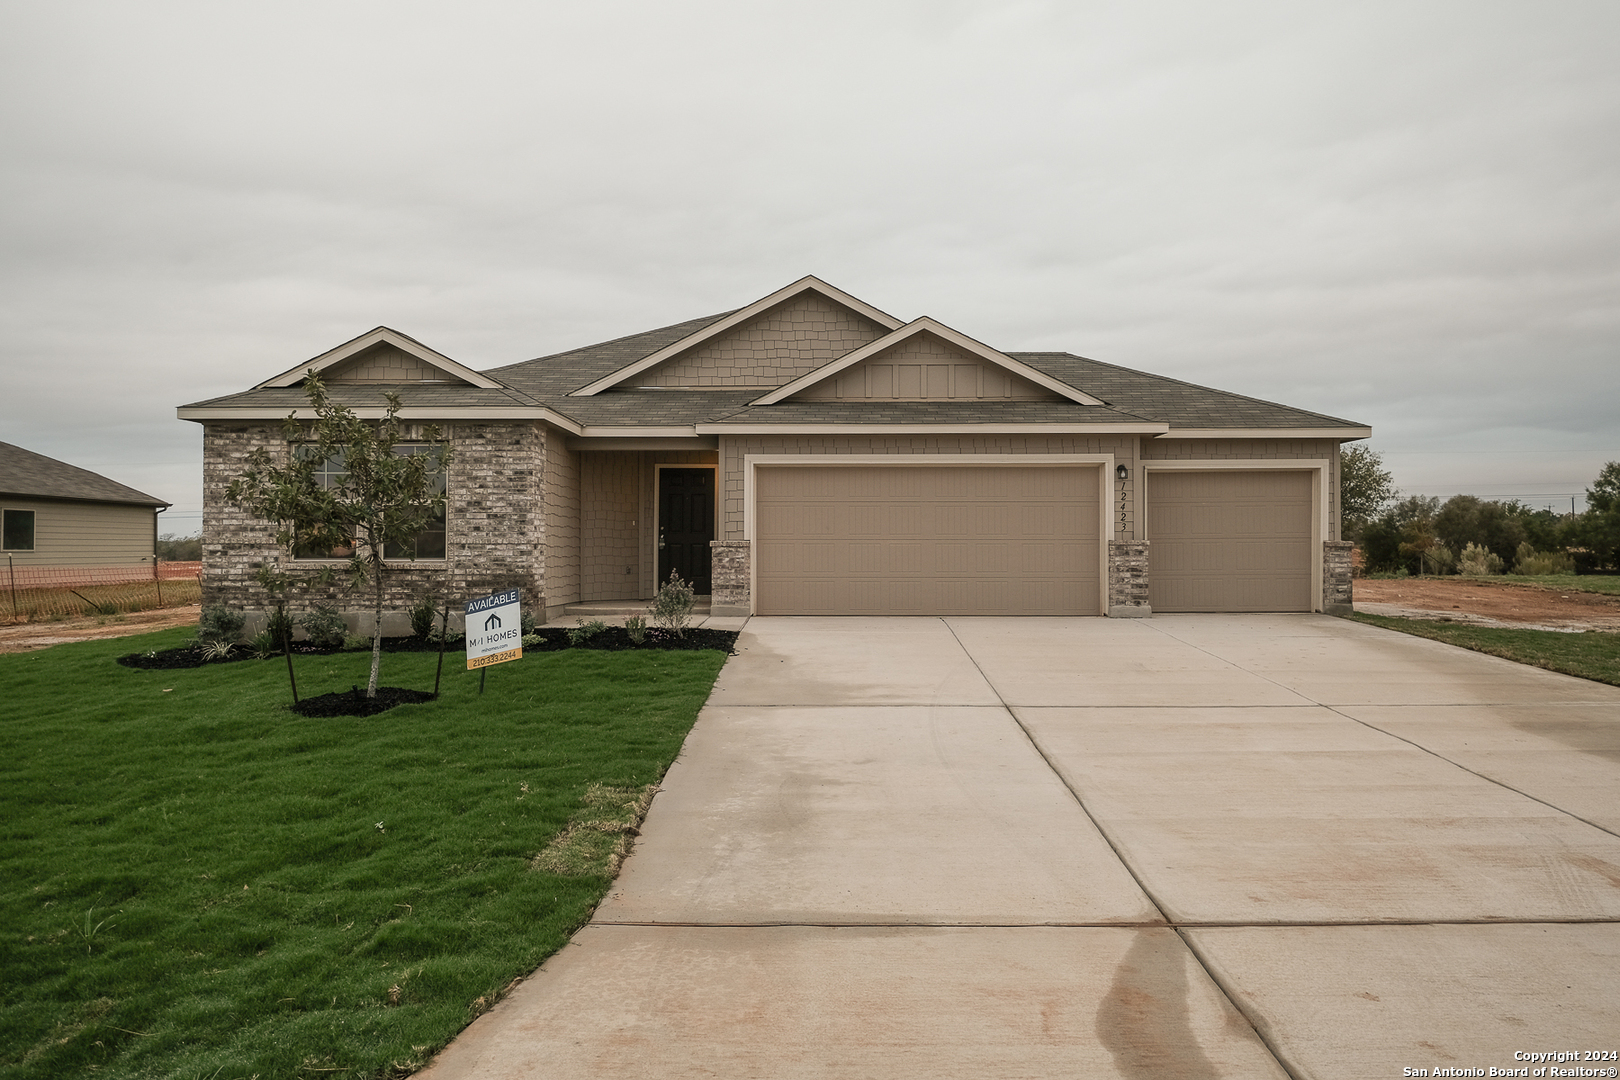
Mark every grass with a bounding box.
[1358,571,1620,596]
[0,627,729,1079]
[2,580,203,623]
[1350,613,1620,687]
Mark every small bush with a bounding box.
[409,596,438,640]
[1457,542,1504,576]
[650,571,695,638]
[247,630,280,659]
[568,619,608,646]
[1512,542,1575,576]
[625,613,648,645]
[300,604,347,649]
[342,633,373,651]
[520,633,542,648]
[198,606,246,645]
[265,606,294,645]
[197,638,236,661]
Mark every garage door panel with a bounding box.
[757,465,1101,616]
[1148,470,1313,613]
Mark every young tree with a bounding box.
[226,374,452,699]
[1339,444,1396,541]
[1580,461,1620,570]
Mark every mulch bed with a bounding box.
[118,628,738,670]
[290,686,438,718]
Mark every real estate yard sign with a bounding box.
[465,589,522,670]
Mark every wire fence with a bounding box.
[3,562,203,623]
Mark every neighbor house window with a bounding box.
[2,508,35,551]
[292,445,447,560]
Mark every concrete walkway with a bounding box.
[421,615,1620,1080]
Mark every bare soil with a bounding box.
[1354,579,1620,630]
[0,604,202,654]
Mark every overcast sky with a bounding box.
[3,0,1617,532]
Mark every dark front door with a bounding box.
[658,468,714,594]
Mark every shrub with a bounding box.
[1457,542,1504,576]
[264,606,295,645]
[409,596,438,640]
[342,633,372,651]
[649,570,695,638]
[1512,542,1574,576]
[300,604,347,649]
[568,619,608,646]
[625,613,648,645]
[247,630,280,659]
[198,606,246,646]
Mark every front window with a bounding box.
[2,508,35,551]
[292,444,448,560]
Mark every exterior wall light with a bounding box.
[1116,464,1129,482]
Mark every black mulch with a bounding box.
[118,627,737,670]
[290,686,438,717]
[525,627,739,653]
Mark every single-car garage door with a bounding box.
[755,465,1102,615]
[1147,470,1314,612]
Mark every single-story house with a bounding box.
[178,276,1367,625]
[0,440,171,573]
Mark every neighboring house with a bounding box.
[178,276,1368,625]
[0,441,171,571]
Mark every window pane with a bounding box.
[2,509,35,551]
[293,442,447,560]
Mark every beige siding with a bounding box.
[580,452,641,601]
[1146,470,1314,612]
[544,437,581,607]
[755,465,1101,615]
[325,343,458,384]
[795,333,1060,402]
[640,293,889,387]
[721,434,1138,542]
[0,497,155,567]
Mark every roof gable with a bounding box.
[570,276,904,396]
[754,317,1106,406]
[256,327,504,390]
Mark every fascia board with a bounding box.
[257,328,506,390]
[568,275,906,397]
[1155,427,1372,440]
[751,317,1106,406]
[176,405,584,434]
[695,422,1168,435]
[576,426,700,438]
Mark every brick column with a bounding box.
[1107,540,1151,617]
[710,540,751,617]
[1323,540,1354,616]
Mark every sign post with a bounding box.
[464,589,523,693]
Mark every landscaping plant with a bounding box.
[225,373,452,699]
[649,570,695,637]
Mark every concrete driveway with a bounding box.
[422,615,1620,1080]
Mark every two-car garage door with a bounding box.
[755,465,1101,616]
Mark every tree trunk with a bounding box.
[368,558,383,698]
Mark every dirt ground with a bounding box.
[0,604,202,654]
[1354,578,1620,630]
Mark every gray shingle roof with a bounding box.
[180,305,1367,433]
[0,441,169,506]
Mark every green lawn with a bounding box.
[0,628,729,1079]
[1350,613,1620,687]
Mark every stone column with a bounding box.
[1107,540,1151,617]
[1323,540,1354,616]
[710,540,751,617]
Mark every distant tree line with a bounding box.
[157,533,202,561]
[1343,449,1620,576]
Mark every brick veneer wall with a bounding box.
[710,540,750,617]
[200,420,549,633]
[1323,540,1354,616]
[1107,541,1151,617]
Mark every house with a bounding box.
[0,440,171,574]
[177,276,1367,626]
